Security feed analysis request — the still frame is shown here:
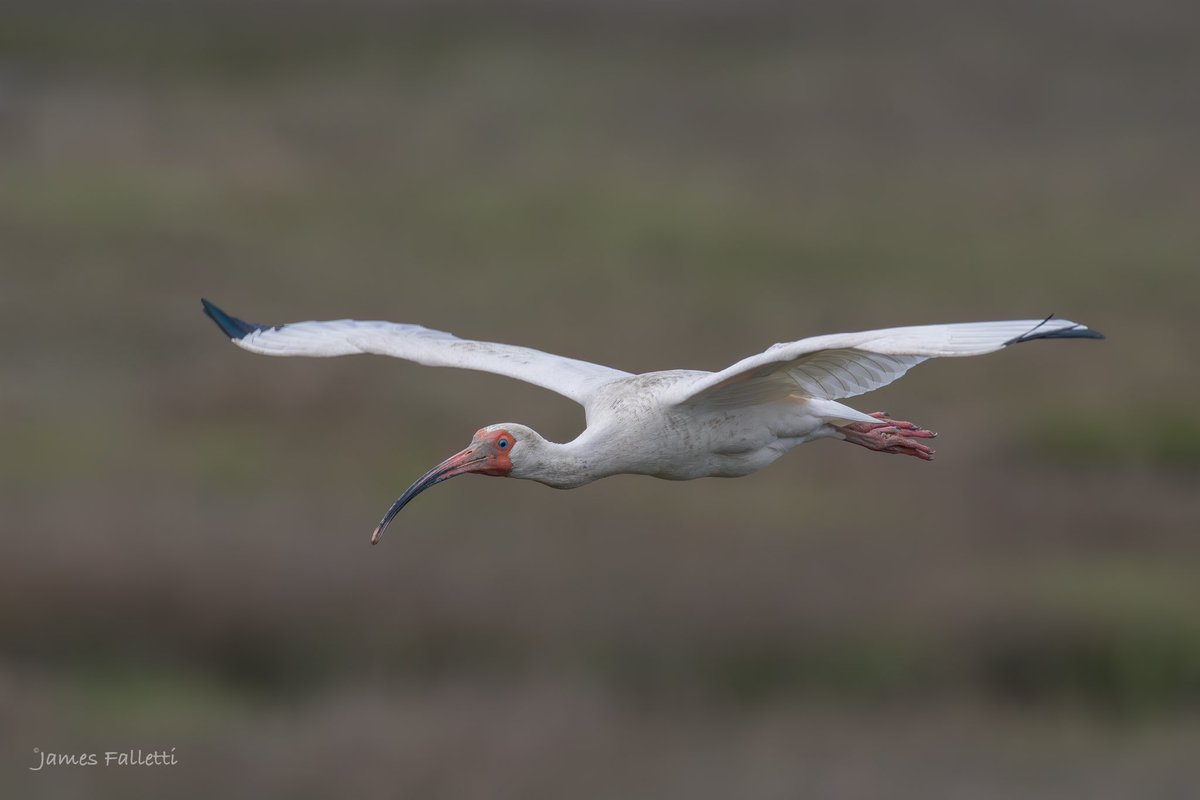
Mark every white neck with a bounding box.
[509,427,620,489]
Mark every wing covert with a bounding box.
[668,317,1102,408]
[202,299,630,406]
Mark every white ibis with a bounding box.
[201,299,1102,543]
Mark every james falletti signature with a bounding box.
[29,747,177,770]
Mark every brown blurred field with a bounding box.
[3,1,1199,797]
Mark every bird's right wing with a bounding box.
[666,317,1103,408]
[201,299,631,406]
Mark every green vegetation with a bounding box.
[1030,409,1200,470]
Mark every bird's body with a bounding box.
[529,374,855,486]
[201,299,1103,542]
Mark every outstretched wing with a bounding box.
[667,317,1103,408]
[202,299,631,406]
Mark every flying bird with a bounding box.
[201,299,1102,543]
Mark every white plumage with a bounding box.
[231,317,630,405]
[202,300,1102,542]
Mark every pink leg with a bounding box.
[835,411,937,461]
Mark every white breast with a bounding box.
[580,372,834,481]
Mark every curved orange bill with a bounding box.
[371,446,486,544]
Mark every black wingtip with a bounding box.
[1006,326,1106,345]
[201,298,271,340]
[1003,316,1106,346]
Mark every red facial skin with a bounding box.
[471,428,515,476]
[370,428,516,544]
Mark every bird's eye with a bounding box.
[497,438,510,449]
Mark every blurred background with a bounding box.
[3,0,1199,797]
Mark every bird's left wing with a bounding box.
[665,317,1103,408]
[202,299,631,406]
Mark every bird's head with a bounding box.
[371,423,540,544]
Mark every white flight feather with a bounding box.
[232,319,631,406]
[668,318,1097,407]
